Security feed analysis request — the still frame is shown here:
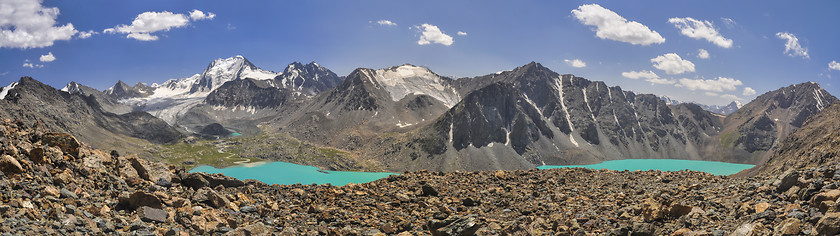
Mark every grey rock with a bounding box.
[239,205,257,213]
[193,187,229,209]
[428,215,481,236]
[775,170,800,193]
[59,188,77,199]
[421,184,439,196]
[180,173,209,190]
[138,206,167,223]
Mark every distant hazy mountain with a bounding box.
[660,96,743,115]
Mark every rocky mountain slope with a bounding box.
[0,119,839,235]
[62,81,133,115]
[251,62,836,172]
[745,101,840,177]
[274,65,458,148]
[0,77,182,156]
[718,82,837,164]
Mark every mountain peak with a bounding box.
[61,81,82,94]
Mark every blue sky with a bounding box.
[2,0,840,105]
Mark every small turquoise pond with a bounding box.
[229,132,242,137]
[190,161,397,186]
[537,159,754,176]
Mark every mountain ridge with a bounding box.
[9,57,836,172]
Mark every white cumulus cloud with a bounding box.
[697,49,710,59]
[651,53,695,75]
[106,10,214,41]
[375,20,397,26]
[621,70,659,80]
[189,9,215,21]
[571,4,664,46]
[677,77,743,92]
[564,59,586,68]
[743,87,756,96]
[39,52,55,62]
[668,17,733,48]
[413,23,453,46]
[126,33,158,41]
[457,31,467,36]
[77,30,96,39]
[22,62,43,68]
[776,32,808,59]
[830,61,840,71]
[0,0,78,49]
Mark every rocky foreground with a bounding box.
[1,119,840,235]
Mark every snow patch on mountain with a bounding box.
[60,82,82,94]
[0,82,18,100]
[370,64,461,108]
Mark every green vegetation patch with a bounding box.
[720,130,739,149]
[149,132,371,171]
[151,141,262,170]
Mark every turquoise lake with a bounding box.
[537,159,754,176]
[190,161,398,186]
[191,159,754,186]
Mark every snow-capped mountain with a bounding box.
[95,55,344,128]
[60,81,83,94]
[190,55,278,93]
[660,96,743,115]
[368,64,461,108]
[276,64,462,147]
[275,62,343,96]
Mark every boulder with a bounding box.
[193,188,229,209]
[421,184,439,196]
[127,156,173,182]
[53,171,73,185]
[773,218,800,235]
[811,189,840,207]
[138,206,168,223]
[668,204,693,218]
[181,173,209,189]
[641,198,666,222]
[730,222,769,236]
[29,147,47,164]
[42,186,60,198]
[0,155,24,174]
[754,202,771,214]
[428,215,481,236]
[774,170,799,193]
[41,132,80,158]
[119,191,164,209]
[205,173,245,188]
[60,188,78,199]
[815,212,840,235]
